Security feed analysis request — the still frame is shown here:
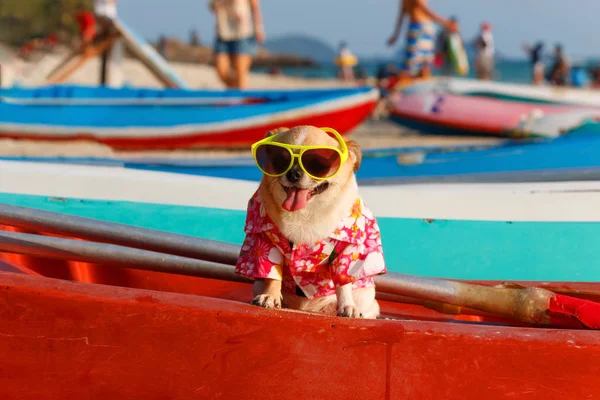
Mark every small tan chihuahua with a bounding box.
[235,126,386,318]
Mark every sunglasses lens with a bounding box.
[255,144,292,175]
[301,148,341,178]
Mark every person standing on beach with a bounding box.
[547,44,570,86]
[210,0,265,89]
[522,41,545,85]
[434,16,457,77]
[386,0,457,88]
[75,7,97,52]
[336,41,357,82]
[94,0,118,33]
[473,22,494,80]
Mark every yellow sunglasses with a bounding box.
[251,127,349,180]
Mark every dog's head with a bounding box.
[258,126,362,213]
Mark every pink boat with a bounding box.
[389,92,599,138]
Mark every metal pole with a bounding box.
[0,203,240,265]
[0,230,250,284]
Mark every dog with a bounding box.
[235,126,386,318]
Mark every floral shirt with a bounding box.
[235,191,386,299]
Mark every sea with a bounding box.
[252,59,594,86]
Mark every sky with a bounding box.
[118,0,600,61]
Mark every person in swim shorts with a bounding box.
[210,0,265,89]
[523,41,545,85]
[435,15,458,77]
[387,0,457,88]
[547,44,570,86]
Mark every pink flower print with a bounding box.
[349,199,363,220]
[332,252,352,279]
[265,231,281,245]
[316,252,329,262]
[259,202,267,218]
[237,261,254,276]
[267,246,283,264]
[295,259,315,273]
[249,238,272,263]
[236,191,387,299]
[334,227,351,241]
[361,252,386,276]
[352,242,366,257]
[265,263,283,280]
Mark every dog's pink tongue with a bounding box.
[282,187,310,211]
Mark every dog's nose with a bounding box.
[286,167,303,183]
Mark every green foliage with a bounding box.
[0,0,92,45]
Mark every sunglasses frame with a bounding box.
[251,127,349,180]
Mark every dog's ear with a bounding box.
[345,140,362,172]
[265,127,289,138]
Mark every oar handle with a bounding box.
[375,272,554,325]
[449,282,554,325]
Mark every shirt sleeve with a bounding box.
[235,232,284,281]
[330,229,386,288]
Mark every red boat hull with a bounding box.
[1,270,599,400]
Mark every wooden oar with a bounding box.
[0,203,598,329]
[375,273,600,329]
[48,36,118,84]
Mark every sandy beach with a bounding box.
[0,48,499,158]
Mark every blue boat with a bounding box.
[1,84,374,105]
[0,86,378,149]
[6,132,600,184]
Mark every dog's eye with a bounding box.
[271,154,290,170]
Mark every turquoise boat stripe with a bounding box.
[1,193,599,282]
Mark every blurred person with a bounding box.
[376,63,397,92]
[386,0,458,87]
[336,41,357,81]
[268,65,282,76]
[210,0,265,89]
[589,67,600,89]
[372,64,398,120]
[473,21,494,80]
[547,44,570,86]
[522,41,545,85]
[571,65,590,88]
[92,0,120,86]
[435,16,458,76]
[75,7,97,52]
[158,35,168,57]
[94,0,118,35]
[190,29,201,46]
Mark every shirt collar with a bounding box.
[244,191,368,245]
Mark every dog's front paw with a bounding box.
[337,305,363,318]
[251,294,282,309]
